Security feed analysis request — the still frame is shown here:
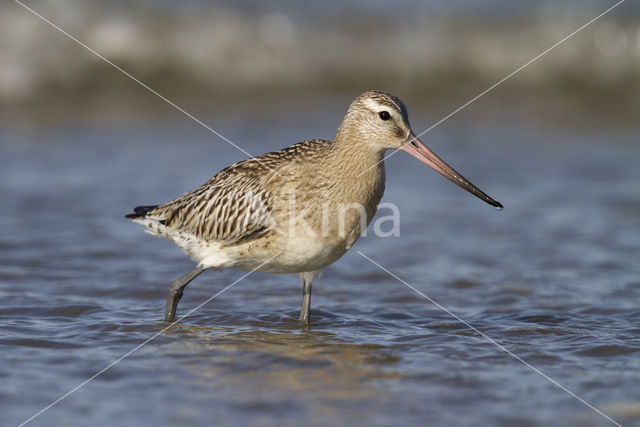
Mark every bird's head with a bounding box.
[338,90,503,209]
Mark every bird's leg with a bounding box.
[164,266,206,322]
[299,274,313,324]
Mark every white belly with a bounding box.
[136,217,350,274]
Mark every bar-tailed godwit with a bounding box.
[126,90,502,324]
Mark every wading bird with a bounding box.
[126,90,502,324]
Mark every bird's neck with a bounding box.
[327,133,387,211]
[331,130,386,181]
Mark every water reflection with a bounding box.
[161,322,402,422]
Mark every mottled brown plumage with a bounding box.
[145,138,333,244]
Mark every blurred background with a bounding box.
[2,1,639,426]
[1,0,639,122]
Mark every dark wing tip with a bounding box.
[125,205,159,219]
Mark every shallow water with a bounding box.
[1,101,639,427]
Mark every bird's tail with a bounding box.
[125,205,159,219]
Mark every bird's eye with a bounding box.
[378,111,391,121]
